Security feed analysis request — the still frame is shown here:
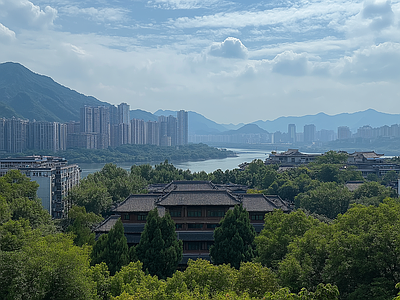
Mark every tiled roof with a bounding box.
[157,190,241,206]
[114,194,159,212]
[240,194,291,212]
[162,181,218,192]
[351,151,384,159]
[345,181,364,192]
[94,215,120,233]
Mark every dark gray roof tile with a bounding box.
[158,190,241,206]
[114,194,158,212]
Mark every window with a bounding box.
[207,210,225,217]
[124,213,130,220]
[188,210,202,217]
[137,213,147,221]
[175,223,183,230]
[185,242,212,250]
[207,224,218,229]
[186,242,202,250]
[188,223,203,229]
[170,210,182,217]
[251,214,264,221]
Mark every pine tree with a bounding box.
[210,204,256,269]
[136,209,182,279]
[91,218,129,275]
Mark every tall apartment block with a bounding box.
[177,110,188,145]
[118,103,130,124]
[338,126,352,140]
[0,107,188,153]
[131,118,146,145]
[27,121,67,152]
[304,124,316,143]
[0,156,80,218]
[288,124,296,143]
[0,117,28,153]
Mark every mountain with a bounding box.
[221,124,268,135]
[0,62,108,122]
[253,109,400,133]
[154,109,228,135]
[130,109,158,122]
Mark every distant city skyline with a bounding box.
[1,0,400,124]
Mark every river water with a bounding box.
[79,148,276,178]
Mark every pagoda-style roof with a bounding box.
[240,194,291,212]
[113,194,159,212]
[157,190,241,207]
[161,181,218,192]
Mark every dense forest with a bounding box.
[0,143,234,164]
[2,151,400,299]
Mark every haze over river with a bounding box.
[79,148,277,178]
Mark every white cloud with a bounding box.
[362,0,395,31]
[207,37,248,59]
[0,22,16,42]
[171,1,361,29]
[60,5,128,22]
[337,42,400,81]
[0,0,57,30]
[271,51,311,76]
[148,0,222,10]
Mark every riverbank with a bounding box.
[79,148,270,177]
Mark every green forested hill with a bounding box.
[0,62,108,122]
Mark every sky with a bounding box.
[0,0,400,124]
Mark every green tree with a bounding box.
[91,218,129,275]
[295,182,352,219]
[0,169,39,202]
[65,206,103,246]
[0,233,96,300]
[235,262,279,298]
[67,180,112,215]
[255,210,320,269]
[352,181,394,206]
[381,170,398,185]
[323,200,400,300]
[136,209,183,279]
[210,205,256,269]
[315,151,348,165]
[0,196,11,225]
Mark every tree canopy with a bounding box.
[136,209,183,279]
[210,205,256,269]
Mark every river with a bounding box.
[79,148,276,178]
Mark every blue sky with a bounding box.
[1,0,400,124]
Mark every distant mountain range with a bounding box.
[1,62,399,135]
[253,110,400,133]
[0,62,107,122]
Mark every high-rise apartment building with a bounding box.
[0,156,80,218]
[177,110,188,145]
[288,124,296,143]
[118,103,130,124]
[146,121,159,145]
[78,105,111,149]
[337,126,352,140]
[304,124,316,143]
[131,119,146,144]
[0,117,28,153]
[27,121,67,152]
[167,115,178,146]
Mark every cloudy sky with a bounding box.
[0,0,399,124]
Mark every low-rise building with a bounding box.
[0,155,80,218]
[95,180,291,265]
[265,149,322,165]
